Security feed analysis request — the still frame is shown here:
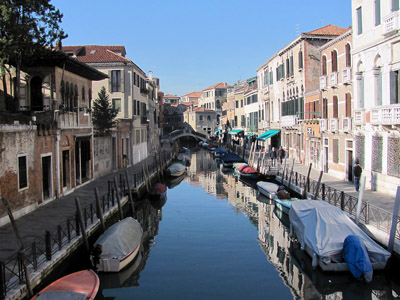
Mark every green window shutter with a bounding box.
[375,0,381,25]
[290,56,294,75]
[282,63,285,79]
[298,51,303,69]
[390,71,399,104]
[357,7,363,35]
[393,0,399,11]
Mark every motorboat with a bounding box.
[166,163,186,177]
[213,147,227,158]
[237,165,259,180]
[31,269,99,300]
[221,152,243,168]
[166,173,186,189]
[274,198,299,215]
[289,200,391,282]
[92,217,143,272]
[256,181,280,200]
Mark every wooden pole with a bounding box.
[94,187,105,232]
[74,197,90,254]
[302,163,313,199]
[355,176,366,225]
[313,171,324,200]
[388,186,400,252]
[281,158,287,184]
[113,177,124,220]
[125,170,135,214]
[288,159,295,190]
[1,198,33,298]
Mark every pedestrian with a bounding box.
[353,158,362,192]
[269,146,277,166]
[277,146,285,164]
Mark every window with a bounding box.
[333,96,338,118]
[235,100,239,108]
[133,100,137,115]
[393,0,399,11]
[290,55,294,76]
[112,98,121,112]
[286,58,290,78]
[331,50,338,73]
[377,68,383,105]
[18,155,28,190]
[333,139,339,163]
[111,70,121,92]
[357,7,363,35]
[345,93,352,117]
[207,115,211,121]
[241,100,243,107]
[345,44,351,67]
[375,0,381,26]
[82,86,85,101]
[323,98,328,119]
[390,70,400,104]
[298,51,303,69]
[322,56,327,75]
[199,115,203,121]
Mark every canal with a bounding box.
[42,148,399,299]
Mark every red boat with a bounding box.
[31,269,99,300]
[238,165,259,180]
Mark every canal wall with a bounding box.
[0,150,174,300]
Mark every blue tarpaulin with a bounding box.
[342,235,373,282]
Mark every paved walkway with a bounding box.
[0,154,160,262]
[287,161,396,213]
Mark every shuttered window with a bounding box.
[345,93,352,117]
[375,0,381,25]
[18,155,28,190]
[333,96,338,118]
[333,139,339,163]
[345,44,351,67]
[332,50,338,73]
[290,56,294,76]
[393,0,399,11]
[322,56,327,75]
[357,7,363,35]
[323,98,328,119]
[298,51,303,69]
[390,70,400,104]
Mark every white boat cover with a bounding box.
[257,181,279,198]
[289,200,391,264]
[36,291,88,300]
[94,217,143,260]
[167,163,186,175]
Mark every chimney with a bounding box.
[148,71,153,80]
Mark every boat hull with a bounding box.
[257,181,279,200]
[97,243,141,272]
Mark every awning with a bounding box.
[228,129,244,135]
[214,129,222,134]
[257,129,280,141]
[246,133,256,139]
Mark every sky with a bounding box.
[51,0,352,97]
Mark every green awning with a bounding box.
[257,130,280,141]
[246,133,256,139]
[215,129,222,134]
[228,129,244,135]
[247,78,256,84]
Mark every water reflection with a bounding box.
[98,149,398,299]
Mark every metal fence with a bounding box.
[0,151,173,299]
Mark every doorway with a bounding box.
[62,150,70,189]
[346,150,353,182]
[31,76,43,111]
[42,155,52,200]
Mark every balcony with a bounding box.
[330,72,338,87]
[263,85,269,95]
[320,119,327,131]
[342,117,352,132]
[342,67,352,85]
[371,104,400,125]
[329,118,339,131]
[320,75,327,90]
[383,11,399,36]
[354,109,366,125]
[280,115,298,127]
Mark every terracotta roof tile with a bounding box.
[203,82,232,91]
[164,94,180,98]
[192,107,214,112]
[182,91,202,98]
[62,45,130,64]
[305,24,348,36]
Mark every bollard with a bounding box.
[340,191,345,210]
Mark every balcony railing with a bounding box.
[342,117,352,132]
[354,109,366,125]
[320,119,327,131]
[371,104,400,125]
[320,75,327,90]
[329,118,339,131]
[330,72,338,87]
[280,115,298,127]
[342,67,352,85]
[383,11,399,36]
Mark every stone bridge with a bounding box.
[163,129,208,143]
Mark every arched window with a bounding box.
[82,86,85,101]
[322,56,327,75]
[345,44,351,67]
[331,50,338,72]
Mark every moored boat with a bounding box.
[221,152,243,168]
[237,165,259,180]
[149,183,167,201]
[92,217,143,272]
[166,163,186,177]
[289,200,391,282]
[213,147,227,157]
[31,270,99,300]
[256,181,280,200]
[274,198,299,215]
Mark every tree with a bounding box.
[0,0,66,111]
[92,87,118,136]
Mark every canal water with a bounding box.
[47,148,399,299]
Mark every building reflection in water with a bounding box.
[184,149,398,300]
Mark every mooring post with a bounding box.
[321,183,325,200]
[313,171,324,200]
[94,187,106,232]
[388,187,400,252]
[302,163,312,199]
[355,176,367,225]
[1,198,33,298]
[0,261,5,299]
[75,197,90,254]
[281,158,287,185]
[288,159,295,190]
[45,231,51,260]
[114,177,124,220]
[125,170,135,214]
